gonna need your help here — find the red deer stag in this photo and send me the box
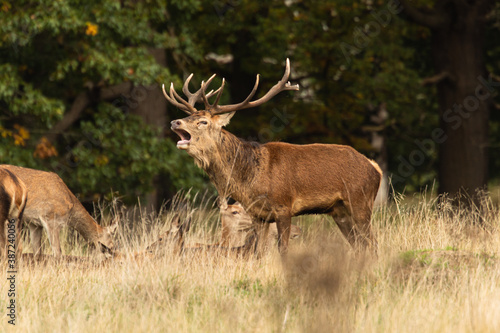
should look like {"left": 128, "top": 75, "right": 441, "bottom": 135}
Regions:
{"left": 0, "top": 167, "right": 27, "bottom": 258}
{"left": 163, "top": 59, "right": 382, "bottom": 255}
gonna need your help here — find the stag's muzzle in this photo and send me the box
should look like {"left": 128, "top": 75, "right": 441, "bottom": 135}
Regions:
{"left": 171, "top": 120, "right": 191, "bottom": 149}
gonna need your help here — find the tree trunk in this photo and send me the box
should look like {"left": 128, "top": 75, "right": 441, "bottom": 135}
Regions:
{"left": 401, "top": 0, "right": 494, "bottom": 206}
{"left": 433, "top": 6, "right": 491, "bottom": 205}
{"left": 131, "top": 48, "right": 170, "bottom": 210}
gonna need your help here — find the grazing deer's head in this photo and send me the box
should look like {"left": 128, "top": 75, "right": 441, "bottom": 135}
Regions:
{"left": 166, "top": 59, "right": 299, "bottom": 168}
{"left": 97, "top": 223, "right": 118, "bottom": 254}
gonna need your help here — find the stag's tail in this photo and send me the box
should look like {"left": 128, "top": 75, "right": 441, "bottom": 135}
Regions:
{"left": 369, "top": 159, "right": 383, "bottom": 187}
{"left": 369, "top": 159, "right": 388, "bottom": 206}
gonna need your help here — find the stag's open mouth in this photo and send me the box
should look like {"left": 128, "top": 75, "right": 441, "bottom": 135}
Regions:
{"left": 173, "top": 129, "right": 191, "bottom": 149}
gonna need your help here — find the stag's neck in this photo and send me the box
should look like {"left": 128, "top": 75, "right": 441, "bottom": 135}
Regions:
{"left": 69, "top": 204, "right": 103, "bottom": 242}
{"left": 204, "top": 130, "right": 262, "bottom": 200}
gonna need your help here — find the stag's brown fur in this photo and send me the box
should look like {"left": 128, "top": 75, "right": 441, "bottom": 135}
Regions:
{"left": 0, "top": 167, "right": 27, "bottom": 257}
{"left": 166, "top": 60, "right": 381, "bottom": 255}
{"left": 171, "top": 116, "right": 381, "bottom": 254}
{"left": 1, "top": 165, "right": 117, "bottom": 258}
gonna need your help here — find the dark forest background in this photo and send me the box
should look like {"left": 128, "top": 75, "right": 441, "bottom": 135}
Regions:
{"left": 1, "top": 0, "right": 499, "bottom": 208}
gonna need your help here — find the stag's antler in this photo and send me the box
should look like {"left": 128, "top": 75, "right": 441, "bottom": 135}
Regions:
{"left": 162, "top": 73, "right": 222, "bottom": 114}
{"left": 163, "top": 58, "right": 299, "bottom": 115}
{"left": 210, "top": 58, "right": 299, "bottom": 115}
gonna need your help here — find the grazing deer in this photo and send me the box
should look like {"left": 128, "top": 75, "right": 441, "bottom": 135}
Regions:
{"left": 0, "top": 165, "right": 117, "bottom": 258}
{"left": 220, "top": 201, "right": 302, "bottom": 249}
{"left": 164, "top": 59, "right": 382, "bottom": 255}
{"left": 0, "top": 167, "right": 27, "bottom": 258}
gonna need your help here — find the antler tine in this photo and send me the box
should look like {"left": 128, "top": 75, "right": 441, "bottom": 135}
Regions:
{"left": 212, "top": 58, "right": 299, "bottom": 115}
{"left": 211, "top": 76, "right": 259, "bottom": 115}
{"left": 184, "top": 74, "right": 217, "bottom": 107}
{"left": 200, "top": 74, "right": 221, "bottom": 110}
{"left": 200, "top": 80, "right": 211, "bottom": 109}
{"left": 204, "top": 73, "right": 217, "bottom": 89}
{"left": 182, "top": 73, "right": 194, "bottom": 97}
{"left": 170, "top": 84, "right": 198, "bottom": 114}
{"left": 211, "top": 78, "right": 225, "bottom": 110}
{"left": 162, "top": 84, "right": 194, "bottom": 115}
{"left": 206, "top": 85, "right": 223, "bottom": 99}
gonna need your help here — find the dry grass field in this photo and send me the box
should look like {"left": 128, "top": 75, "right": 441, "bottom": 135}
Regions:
{"left": 2, "top": 192, "right": 500, "bottom": 332}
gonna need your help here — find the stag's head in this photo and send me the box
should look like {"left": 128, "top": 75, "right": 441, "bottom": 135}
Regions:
{"left": 164, "top": 59, "right": 299, "bottom": 164}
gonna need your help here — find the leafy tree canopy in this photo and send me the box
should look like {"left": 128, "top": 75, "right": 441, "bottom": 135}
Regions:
{"left": 0, "top": 0, "right": 499, "bottom": 204}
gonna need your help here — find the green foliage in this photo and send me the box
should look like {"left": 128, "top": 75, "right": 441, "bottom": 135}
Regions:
{"left": 54, "top": 104, "right": 205, "bottom": 201}
{"left": 188, "top": 0, "right": 438, "bottom": 191}
{"left": 1, "top": 0, "right": 499, "bottom": 203}
{"left": 0, "top": 0, "right": 208, "bottom": 202}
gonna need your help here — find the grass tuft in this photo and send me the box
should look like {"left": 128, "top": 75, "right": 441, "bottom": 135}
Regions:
{"left": 3, "top": 192, "right": 500, "bottom": 332}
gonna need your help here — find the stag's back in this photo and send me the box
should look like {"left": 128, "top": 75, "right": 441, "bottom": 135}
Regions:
{"left": 260, "top": 143, "right": 382, "bottom": 215}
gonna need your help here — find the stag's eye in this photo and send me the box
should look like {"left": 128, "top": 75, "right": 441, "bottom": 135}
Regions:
{"left": 232, "top": 211, "right": 239, "bottom": 215}
{"left": 198, "top": 120, "right": 208, "bottom": 126}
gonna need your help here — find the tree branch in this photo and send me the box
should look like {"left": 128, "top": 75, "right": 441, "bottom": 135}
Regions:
{"left": 100, "top": 81, "right": 133, "bottom": 100}
{"left": 399, "top": 0, "right": 448, "bottom": 30}
{"left": 45, "top": 92, "right": 90, "bottom": 143}
{"left": 421, "top": 71, "right": 451, "bottom": 86}
{"left": 45, "top": 82, "right": 134, "bottom": 143}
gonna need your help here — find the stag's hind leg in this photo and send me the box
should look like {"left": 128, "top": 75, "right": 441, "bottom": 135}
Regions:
{"left": 329, "top": 201, "right": 377, "bottom": 252}
{"left": 275, "top": 215, "right": 292, "bottom": 256}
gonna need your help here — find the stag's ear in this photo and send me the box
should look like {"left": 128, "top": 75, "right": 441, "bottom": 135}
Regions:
{"left": 214, "top": 112, "right": 236, "bottom": 127}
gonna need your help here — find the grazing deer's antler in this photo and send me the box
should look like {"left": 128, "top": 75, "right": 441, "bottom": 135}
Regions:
{"left": 163, "top": 58, "right": 299, "bottom": 115}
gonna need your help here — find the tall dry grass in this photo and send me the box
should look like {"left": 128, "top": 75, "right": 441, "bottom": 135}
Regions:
{"left": 2, "top": 192, "right": 500, "bottom": 332}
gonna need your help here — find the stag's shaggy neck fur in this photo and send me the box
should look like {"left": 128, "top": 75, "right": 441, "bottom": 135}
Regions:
{"left": 203, "top": 129, "right": 263, "bottom": 202}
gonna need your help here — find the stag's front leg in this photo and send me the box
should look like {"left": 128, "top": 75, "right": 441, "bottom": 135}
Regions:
{"left": 276, "top": 215, "right": 292, "bottom": 256}
{"left": 253, "top": 220, "right": 270, "bottom": 258}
